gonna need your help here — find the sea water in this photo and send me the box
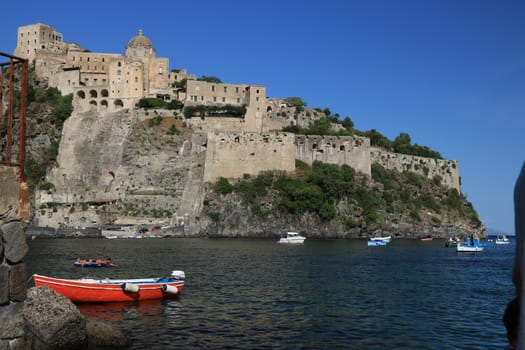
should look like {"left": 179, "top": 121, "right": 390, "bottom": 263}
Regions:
{"left": 25, "top": 237, "right": 515, "bottom": 349}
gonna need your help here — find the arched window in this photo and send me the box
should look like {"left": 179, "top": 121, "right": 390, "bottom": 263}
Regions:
{"left": 90, "top": 90, "right": 97, "bottom": 98}
{"left": 77, "top": 90, "right": 86, "bottom": 99}
{"left": 114, "top": 99, "right": 124, "bottom": 108}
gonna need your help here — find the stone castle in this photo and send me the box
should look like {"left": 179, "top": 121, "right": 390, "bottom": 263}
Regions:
{"left": 13, "top": 23, "right": 461, "bottom": 229}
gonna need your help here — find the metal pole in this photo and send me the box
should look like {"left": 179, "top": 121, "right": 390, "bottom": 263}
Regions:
{"left": 6, "top": 59, "right": 14, "bottom": 164}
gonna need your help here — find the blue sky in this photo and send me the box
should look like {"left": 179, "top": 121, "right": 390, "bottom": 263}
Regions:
{"left": 1, "top": 0, "right": 524, "bottom": 234}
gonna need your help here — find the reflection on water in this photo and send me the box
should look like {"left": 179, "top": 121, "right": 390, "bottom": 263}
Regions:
{"left": 77, "top": 298, "right": 182, "bottom": 322}
{"left": 25, "top": 237, "right": 515, "bottom": 349}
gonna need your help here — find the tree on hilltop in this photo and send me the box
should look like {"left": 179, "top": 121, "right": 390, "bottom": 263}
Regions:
{"left": 198, "top": 76, "right": 222, "bottom": 83}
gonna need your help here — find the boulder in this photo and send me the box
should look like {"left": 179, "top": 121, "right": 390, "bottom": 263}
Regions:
{"left": 0, "top": 227, "right": 4, "bottom": 260}
{"left": 0, "top": 301, "right": 25, "bottom": 339}
{"left": 0, "top": 264, "right": 8, "bottom": 305}
{"left": 23, "top": 286, "right": 88, "bottom": 349}
{"left": 2, "top": 221, "right": 28, "bottom": 264}
{"left": 8, "top": 263, "right": 26, "bottom": 302}
{"left": 7, "top": 337, "right": 26, "bottom": 350}
{"left": 86, "top": 318, "right": 132, "bottom": 348}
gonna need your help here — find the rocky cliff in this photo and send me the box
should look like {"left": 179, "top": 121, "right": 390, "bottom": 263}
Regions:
{"left": 26, "top": 104, "right": 482, "bottom": 238}
{"left": 33, "top": 108, "right": 207, "bottom": 232}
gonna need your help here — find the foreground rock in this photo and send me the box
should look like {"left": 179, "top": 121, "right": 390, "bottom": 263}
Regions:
{"left": 22, "top": 286, "right": 130, "bottom": 349}
{"left": 23, "top": 287, "right": 88, "bottom": 349}
{"left": 86, "top": 318, "right": 132, "bottom": 348}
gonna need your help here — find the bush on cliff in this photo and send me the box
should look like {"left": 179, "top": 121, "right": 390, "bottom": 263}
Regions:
{"left": 207, "top": 161, "right": 482, "bottom": 230}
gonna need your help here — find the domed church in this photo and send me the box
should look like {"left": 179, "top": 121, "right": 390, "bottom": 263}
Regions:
{"left": 14, "top": 23, "right": 182, "bottom": 112}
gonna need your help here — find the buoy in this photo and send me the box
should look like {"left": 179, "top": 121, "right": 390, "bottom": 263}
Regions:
{"left": 121, "top": 283, "right": 139, "bottom": 293}
{"left": 162, "top": 284, "right": 178, "bottom": 295}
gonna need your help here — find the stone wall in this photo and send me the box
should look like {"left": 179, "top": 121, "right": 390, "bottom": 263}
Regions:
{"left": 295, "top": 135, "right": 372, "bottom": 176}
{"left": 0, "top": 165, "right": 29, "bottom": 348}
{"left": 370, "top": 148, "right": 461, "bottom": 191}
{"left": 203, "top": 131, "right": 296, "bottom": 182}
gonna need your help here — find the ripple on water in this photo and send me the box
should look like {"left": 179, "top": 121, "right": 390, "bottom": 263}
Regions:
{"left": 25, "top": 238, "right": 514, "bottom": 349}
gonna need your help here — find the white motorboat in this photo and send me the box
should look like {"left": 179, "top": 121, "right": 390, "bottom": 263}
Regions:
{"left": 456, "top": 242, "right": 484, "bottom": 252}
{"left": 367, "top": 240, "right": 388, "bottom": 246}
{"left": 495, "top": 235, "right": 510, "bottom": 245}
{"left": 278, "top": 231, "right": 306, "bottom": 244}
{"left": 370, "top": 236, "right": 391, "bottom": 242}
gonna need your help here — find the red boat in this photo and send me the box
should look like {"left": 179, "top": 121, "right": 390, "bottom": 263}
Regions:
{"left": 32, "top": 271, "right": 185, "bottom": 303}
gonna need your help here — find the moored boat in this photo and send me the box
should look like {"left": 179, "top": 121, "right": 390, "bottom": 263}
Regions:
{"left": 420, "top": 235, "right": 433, "bottom": 242}
{"left": 367, "top": 240, "right": 388, "bottom": 246}
{"left": 495, "top": 235, "right": 510, "bottom": 245}
{"left": 456, "top": 236, "right": 484, "bottom": 252}
{"left": 278, "top": 231, "right": 306, "bottom": 244}
{"left": 74, "top": 258, "right": 116, "bottom": 268}
{"left": 32, "top": 271, "right": 185, "bottom": 303}
{"left": 456, "top": 243, "right": 484, "bottom": 252}
{"left": 370, "top": 236, "right": 391, "bottom": 242}
{"left": 445, "top": 237, "right": 460, "bottom": 248}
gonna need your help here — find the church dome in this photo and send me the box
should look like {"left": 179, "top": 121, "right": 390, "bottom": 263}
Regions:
{"left": 126, "top": 29, "right": 153, "bottom": 49}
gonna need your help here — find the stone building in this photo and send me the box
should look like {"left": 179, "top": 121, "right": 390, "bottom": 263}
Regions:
{"left": 14, "top": 23, "right": 266, "bottom": 124}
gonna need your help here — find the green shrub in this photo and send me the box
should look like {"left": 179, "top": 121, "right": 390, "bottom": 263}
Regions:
{"left": 214, "top": 177, "right": 234, "bottom": 195}
{"left": 39, "top": 182, "right": 55, "bottom": 191}
{"left": 207, "top": 211, "right": 221, "bottom": 222}
{"left": 167, "top": 125, "right": 179, "bottom": 135}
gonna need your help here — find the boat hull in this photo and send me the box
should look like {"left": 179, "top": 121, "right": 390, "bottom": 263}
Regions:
{"left": 456, "top": 244, "right": 484, "bottom": 252}
{"left": 74, "top": 261, "right": 116, "bottom": 268}
{"left": 277, "top": 231, "right": 306, "bottom": 244}
{"left": 371, "top": 236, "right": 391, "bottom": 242}
{"left": 367, "top": 241, "right": 387, "bottom": 246}
{"left": 33, "top": 274, "right": 184, "bottom": 303}
{"left": 278, "top": 238, "right": 306, "bottom": 244}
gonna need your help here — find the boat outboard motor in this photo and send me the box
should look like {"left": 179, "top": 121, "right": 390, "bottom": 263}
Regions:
{"left": 170, "top": 270, "right": 185, "bottom": 280}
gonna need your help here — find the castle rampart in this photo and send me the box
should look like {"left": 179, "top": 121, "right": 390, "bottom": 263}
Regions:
{"left": 370, "top": 148, "right": 460, "bottom": 191}
{"left": 203, "top": 131, "right": 295, "bottom": 182}
{"left": 295, "top": 135, "right": 371, "bottom": 176}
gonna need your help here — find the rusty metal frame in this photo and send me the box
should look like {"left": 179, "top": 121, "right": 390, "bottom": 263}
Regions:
{"left": 0, "top": 51, "right": 28, "bottom": 182}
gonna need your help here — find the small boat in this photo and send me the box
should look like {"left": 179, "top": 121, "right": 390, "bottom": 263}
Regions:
{"left": 32, "top": 270, "right": 185, "bottom": 303}
{"left": 74, "top": 258, "right": 116, "bottom": 268}
{"left": 456, "top": 237, "right": 484, "bottom": 252}
{"left": 370, "top": 236, "right": 391, "bottom": 242}
{"left": 495, "top": 235, "right": 510, "bottom": 245}
{"left": 420, "top": 236, "right": 433, "bottom": 242}
{"left": 367, "top": 240, "right": 388, "bottom": 246}
{"left": 278, "top": 231, "right": 306, "bottom": 244}
{"left": 445, "top": 237, "right": 460, "bottom": 248}
{"left": 456, "top": 243, "right": 484, "bottom": 252}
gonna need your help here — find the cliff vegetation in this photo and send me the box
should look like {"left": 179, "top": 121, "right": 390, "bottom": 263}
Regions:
{"left": 202, "top": 160, "right": 480, "bottom": 238}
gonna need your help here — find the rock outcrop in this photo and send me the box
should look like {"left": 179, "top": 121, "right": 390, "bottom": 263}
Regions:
{"left": 22, "top": 286, "right": 131, "bottom": 350}
{"left": 23, "top": 287, "right": 88, "bottom": 349}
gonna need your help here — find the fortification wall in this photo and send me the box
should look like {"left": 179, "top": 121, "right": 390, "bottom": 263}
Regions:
{"left": 204, "top": 131, "right": 295, "bottom": 182}
{"left": 370, "top": 148, "right": 460, "bottom": 191}
{"left": 188, "top": 117, "right": 249, "bottom": 133}
{"left": 295, "top": 135, "right": 371, "bottom": 176}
